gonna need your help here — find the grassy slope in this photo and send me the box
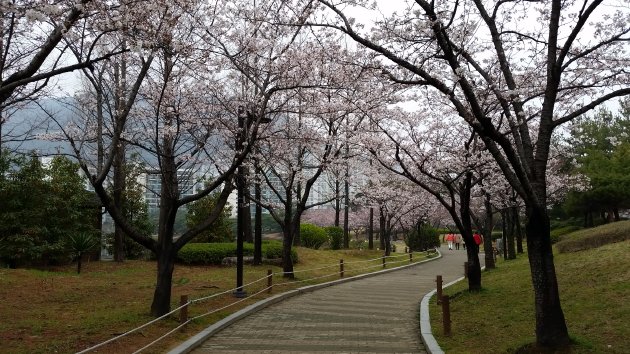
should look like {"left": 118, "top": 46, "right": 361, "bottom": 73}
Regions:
{"left": 430, "top": 225, "right": 630, "bottom": 353}
{"left": 0, "top": 246, "right": 422, "bottom": 354}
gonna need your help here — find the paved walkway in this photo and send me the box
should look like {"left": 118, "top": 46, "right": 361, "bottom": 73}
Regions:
{"left": 180, "top": 248, "right": 471, "bottom": 354}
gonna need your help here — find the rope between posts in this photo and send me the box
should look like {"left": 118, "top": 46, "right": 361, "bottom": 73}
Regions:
{"left": 132, "top": 320, "right": 190, "bottom": 354}
{"left": 75, "top": 301, "right": 190, "bottom": 354}
{"left": 273, "top": 271, "right": 340, "bottom": 287}
{"left": 133, "top": 286, "right": 273, "bottom": 353}
{"left": 190, "top": 286, "right": 272, "bottom": 322}
{"left": 277, "top": 262, "right": 340, "bottom": 274}
{"left": 192, "top": 275, "right": 269, "bottom": 303}
{"left": 341, "top": 255, "right": 388, "bottom": 264}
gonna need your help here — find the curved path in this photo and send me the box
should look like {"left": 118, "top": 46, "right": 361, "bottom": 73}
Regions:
{"left": 176, "top": 249, "right": 471, "bottom": 354}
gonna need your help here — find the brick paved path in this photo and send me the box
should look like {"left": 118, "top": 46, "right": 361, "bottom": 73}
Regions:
{"left": 189, "top": 249, "right": 470, "bottom": 354}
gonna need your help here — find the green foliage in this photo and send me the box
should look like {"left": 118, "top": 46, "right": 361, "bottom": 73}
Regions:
{"left": 563, "top": 101, "right": 630, "bottom": 217}
{"left": 405, "top": 223, "right": 440, "bottom": 251}
{"left": 105, "top": 156, "right": 154, "bottom": 258}
{"left": 66, "top": 232, "right": 99, "bottom": 273}
{"left": 324, "top": 226, "right": 343, "bottom": 250}
{"left": 0, "top": 153, "right": 99, "bottom": 267}
{"left": 185, "top": 188, "right": 233, "bottom": 243}
{"left": 65, "top": 232, "right": 99, "bottom": 256}
{"left": 176, "top": 240, "right": 297, "bottom": 265}
{"left": 299, "top": 223, "right": 328, "bottom": 249}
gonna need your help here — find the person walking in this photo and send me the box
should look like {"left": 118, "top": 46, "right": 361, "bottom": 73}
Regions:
{"left": 455, "top": 234, "right": 461, "bottom": 250}
{"left": 444, "top": 233, "right": 455, "bottom": 250}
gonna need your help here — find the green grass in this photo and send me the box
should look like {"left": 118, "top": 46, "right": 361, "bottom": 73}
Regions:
{"left": 555, "top": 219, "right": 630, "bottom": 253}
{"left": 430, "top": 236, "right": 630, "bottom": 353}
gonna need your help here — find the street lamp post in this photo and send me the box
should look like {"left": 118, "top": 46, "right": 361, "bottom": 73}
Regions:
{"left": 234, "top": 109, "right": 247, "bottom": 298}
{"left": 234, "top": 108, "right": 271, "bottom": 298}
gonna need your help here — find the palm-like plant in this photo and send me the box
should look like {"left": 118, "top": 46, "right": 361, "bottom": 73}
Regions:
{"left": 66, "top": 232, "right": 98, "bottom": 274}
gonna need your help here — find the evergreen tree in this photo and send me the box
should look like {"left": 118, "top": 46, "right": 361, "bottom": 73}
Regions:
{"left": 565, "top": 100, "right": 630, "bottom": 223}
{"left": 186, "top": 189, "right": 233, "bottom": 243}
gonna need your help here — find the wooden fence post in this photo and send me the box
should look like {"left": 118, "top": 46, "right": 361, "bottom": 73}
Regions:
{"left": 267, "top": 269, "right": 273, "bottom": 294}
{"left": 179, "top": 295, "right": 189, "bottom": 324}
{"left": 442, "top": 295, "right": 451, "bottom": 336}
{"left": 436, "top": 275, "right": 443, "bottom": 305}
{"left": 339, "top": 259, "right": 344, "bottom": 278}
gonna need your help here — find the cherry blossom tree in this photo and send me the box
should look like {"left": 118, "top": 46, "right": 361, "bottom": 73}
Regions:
{"left": 57, "top": 0, "right": 260, "bottom": 317}
{"left": 355, "top": 165, "right": 434, "bottom": 255}
{"left": 362, "top": 108, "right": 490, "bottom": 289}
{"left": 0, "top": 0, "right": 134, "bottom": 155}
{"left": 306, "top": 0, "right": 630, "bottom": 346}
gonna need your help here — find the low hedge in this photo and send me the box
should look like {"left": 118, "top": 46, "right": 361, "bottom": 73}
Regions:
{"left": 177, "top": 240, "right": 298, "bottom": 265}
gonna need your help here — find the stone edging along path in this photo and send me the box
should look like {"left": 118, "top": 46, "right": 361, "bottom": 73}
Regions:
{"left": 168, "top": 250, "right": 445, "bottom": 354}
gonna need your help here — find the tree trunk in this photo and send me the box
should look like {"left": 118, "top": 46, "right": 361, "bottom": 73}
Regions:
{"left": 515, "top": 208, "right": 524, "bottom": 254}
{"left": 507, "top": 207, "right": 516, "bottom": 260}
{"left": 76, "top": 253, "right": 82, "bottom": 274}
{"left": 482, "top": 194, "right": 495, "bottom": 269}
{"left": 526, "top": 206, "right": 570, "bottom": 347}
{"left": 613, "top": 208, "right": 620, "bottom": 222}
{"left": 379, "top": 210, "right": 386, "bottom": 251}
{"left": 112, "top": 144, "right": 126, "bottom": 263}
{"left": 384, "top": 217, "right": 391, "bottom": 256}
{"left": 343, "top": 178, "right": 349, "bottom": 249}
{"left": 334, "top": 180, "right": 340, "bottom": 227}
{"left": 502, "top": 214, "right": 508, "bottom": 259}
{"left": 253, "top": 180, "right": 262, "bottom": 265}
{"left": 606, "top": 208, "right": 614, "bottom": 223}
{"left": 151, "top": 247, "right": 175, "bottom": 316}
{"left": 281, "top": 225, "right": 295, "bottom": 278}
{"left": 368, "top": 207, "right": 374, "bottom": 250}
{"left": 465, "top": 239, "right": 482, "bottom": 291}
{"left": 459, "top": 172, "right": 481, "bottom": 291}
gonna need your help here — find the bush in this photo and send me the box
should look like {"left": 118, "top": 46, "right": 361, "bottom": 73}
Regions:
{"left": 300, "top": 224, "right": 328, "bottom": 249}
{"left": 325, "top": 226, "right": 343, "bottom": 250}
{"left": 405, "top": 224, "right": 440, "bottom": 251}
{"left": 176, "top": 241, "right": 298, "bottom": 265}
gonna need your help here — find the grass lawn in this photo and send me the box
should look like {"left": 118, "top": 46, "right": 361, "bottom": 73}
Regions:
{"left": 430, "top": 236, "right": 630, "bottom": 353}
{"left": 0, "top": 245, "right": 427, "bottom": 353}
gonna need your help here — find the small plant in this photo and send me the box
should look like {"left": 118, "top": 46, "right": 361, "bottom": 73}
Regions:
{"left": 66, "top": 232, "right": 98, "bottom": 274}
{"left": 300, "top": 224, "right": 328, "bottom": 249}
{"left": 325, "top": 226, "right": 343, "bottom": 250}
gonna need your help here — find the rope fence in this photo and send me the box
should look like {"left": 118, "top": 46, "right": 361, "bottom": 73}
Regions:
{"left": 76, "top": 249, "right": 434, "bottom": 354}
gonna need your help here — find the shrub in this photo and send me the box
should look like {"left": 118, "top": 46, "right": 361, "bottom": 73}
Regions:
{"left": 405, "top": 224, "right": 440, "bottom": 251}
{"left": 177, "top": 241, "right": 297, "bottom": 265}
{"left": 325, "top": 226, "right": 343, "bottom": 250}
{"left": 260, "top": 240, "right": 298, "bottom": 262}
{"left": 300, "top": 224, "right": 328, "bottom": 249}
